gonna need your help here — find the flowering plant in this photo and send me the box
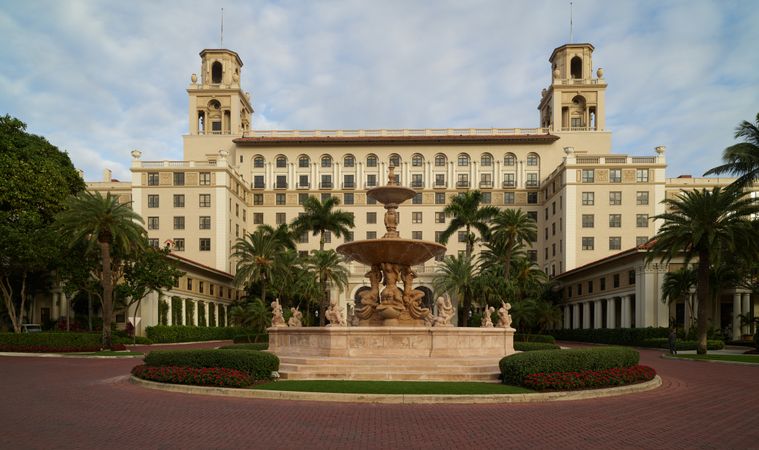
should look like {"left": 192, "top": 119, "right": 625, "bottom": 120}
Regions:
{"left": 522, "top": 365, "right": 656, "bottom": 391}
{"left": 131, "top": 364, "right": 252, "bottom": 388}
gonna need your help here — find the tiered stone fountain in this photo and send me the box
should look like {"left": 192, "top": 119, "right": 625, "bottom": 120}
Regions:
{"left": 267, "top": 166, "right": 515, "bottom": 381}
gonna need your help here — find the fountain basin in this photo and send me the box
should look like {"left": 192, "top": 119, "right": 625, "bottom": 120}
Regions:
{"left": 336, "top": 239, "right": 446, "bottom": 267}
{"left": 367, "top": 186, "right": 417, "bottom": 205}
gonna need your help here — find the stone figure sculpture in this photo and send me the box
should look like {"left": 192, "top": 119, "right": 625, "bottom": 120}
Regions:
{"left": 271, "top": 299, "right": 286, "bottom": 327}
{"left": 401, "top": 267, "right": 429, "bottom": 320}
{"left": 287, "top": 307, "right": 303, "bottom": 327}
{"left": 431, "top": 296, "right": 455, "bottom": 327}
{"left": 355, "top": 264, "right": 382, "bottom": 320}
{"left": 497, "top": 301, "right": 513, "bottom": 329}
{"left": 375, "top": 262, "right": 405, "bottom": 322}
{"left": 325, "top": 297, "right": 347, "bottom": 327}
{"left": 481, "top": 306, "right": 495, "bottom": 328}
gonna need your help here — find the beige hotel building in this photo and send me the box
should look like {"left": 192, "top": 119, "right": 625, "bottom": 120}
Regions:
{"left": 71, "top": 43, "right": 754, "bottom": 338}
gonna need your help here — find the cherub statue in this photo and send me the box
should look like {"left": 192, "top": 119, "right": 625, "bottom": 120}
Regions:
{"left": 431, "top": 296, "right": 455, "bottom": 327}
{"left": 287, "top": 307, "right": 303, "bottom": 327}
{"left": 325, "top": 297, "right": 347, "bottom": 327}
{"left": 271, "top": 299, "right": 286, "bottom": 327}
{"left": 355, "top": 264, "right": 382, "bottom": 320}
{"left": 481, "top": 306, "right": 495, "bottom": 328}
{"left": 497, "top": 301, "right": 513, "bottom": 329}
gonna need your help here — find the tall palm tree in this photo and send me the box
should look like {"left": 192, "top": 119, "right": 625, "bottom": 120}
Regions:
{"left": 432, "top": 254, "right": 480, "bottom": 327}
{"left": 661, "top": 266, "right": 697, "bottom": 336}
{"left": 54, "top": 192, "right": 146, "bottom": 348}
{"left": 229, "top": 298, "right": 271, "bottom": 334}
{"left": 489, "top": 208, "right": 537, "bottom": 282}
{"left": 290, "top": 196, "right": 355, "bottom": 251}
{"left": 439, "top": 191, "right": 499, "bottom": 258}
{"left": 306, "top": 250, "right": 349, "bottom": 326}
{"left": 510, "top": 256, "right": 548, "bottom": 302}
{"left": 648, "top": 187, "right": 759, "bottom": 354}
{"left": 232, "top": 225, "right": 288, "bottom": 302}
{"left": 705, "top": 113, "right": 759, "bottom": 188}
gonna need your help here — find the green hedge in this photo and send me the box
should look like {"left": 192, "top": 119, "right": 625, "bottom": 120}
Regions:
{"left": 144, "top": 349, "right": 279, "bottom": 380}
{"left": 640, "top": 338, "right": 724, "bottom": 351}
{"left": 515, "top": 334, "right": 556, "bottom": 344}
{"left": 145, "top": 326, "right": 260, "bottom": 343}
{"left": 0, "top": 332, "right": 102, "bottom": 352}
{"left": 548, "top": 327, "right": 670, "bottom": 346}
{"left": 499, "top": 347, "right": 639, "bottom": 386}
{"left": 219, "top": 343, "right": 269, "bottom": 351}
{"left": 233, "top": 333, "right": 269, "bottom": 344}
{"left": 514, "top": 342, "right": 560, "bottom": 352}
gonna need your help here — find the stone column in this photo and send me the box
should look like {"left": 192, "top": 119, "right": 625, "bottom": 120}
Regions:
{"left": 582, "top": 302, "right": 591, "bottom": 329}
{"left": 564, "top": 305, "right": 571, "bottom": 329}
{"left": 733, "top": 292, "right": 742, "bottom": 340}
{"left": 594, "top": 300, "right": 604, "bottom": 329}
{"left": 193, "top": 300, "right": 199, "bottom": 327}
{"left": 621, "top": 295, "right": 631, "bottom": 328}
{"left": 572, "top": 303, "right": 580, "bottom": 329}
{"left": 742, "top": 293, "right": 751, "bottom": 336}
{"left": 167, "top": 298, "right": 172, "bottom": 326}
{"left": 606, "top": 298, "right": 616, "bottom": 329}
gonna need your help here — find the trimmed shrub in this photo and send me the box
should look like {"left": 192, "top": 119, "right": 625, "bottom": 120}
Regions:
{"left": 499, "top": 346, "right": 639, "bottom": 386}
{"left": 515, "top": 342, "right": 560, "bottom": 352}
{"left": 219, "top": 343, "right": 269, "bottom": 351}
{"left": 548, "top": 327, "right": 670, "bottom": 346}
{"left": 640, "top": 338, "right": 724, "bottom": 351}
{"left": 233, "top": 333, "right": 269, "bottom": 344}
{"left": 522, "top": 365, "right": 656, "bottom": 391}
{"left": 145, "top": 326, "right": 260, "bottom": 343}
{"left": 515, "top": 334, "right": 556, "bottom": 344}
{"left": 144, "top": 349, "right": 279, "bottom": 380}
{"left": 132, "top": 364, "right": 251, "bottom": 388}
{"left": 0, "top": 332, "right": 102, "bottom": 352}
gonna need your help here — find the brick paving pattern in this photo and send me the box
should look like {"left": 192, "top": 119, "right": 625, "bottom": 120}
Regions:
{"left": 1, "top": 341, "right": 757, "bottom": 449}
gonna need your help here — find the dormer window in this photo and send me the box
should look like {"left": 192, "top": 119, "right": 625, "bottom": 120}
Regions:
{"left": 211, "top": 62, "right": 223, "bottom": 84}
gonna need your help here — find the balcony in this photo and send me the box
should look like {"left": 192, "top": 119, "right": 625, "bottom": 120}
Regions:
{"left": 525, "top": 181, "right": 539, "bottom": 188}
{"left": 296, "top": 182, "right": 310, "bottom": 189}
{"left": 502, "top": 180, "right": 516, "bottom": 188}
{"left": 411, "top": 180, "right": 424, "bottom": 188}
{"left": 456, "top": 181, "right": 470, "bottom": 188}
{"left": 274, "top": 181, "right": 288, "bottom": 189}
{"left": 319, "top": 181, "right": 333, "bottom": 189}
{"left": 252, "top": 183, "right": 265, "bottom": 190}
{"left": 479, "top": 180, "right": 493, "bottom": 189}
{"left": 342, "top": 182, "right": 355, "bottom": 189}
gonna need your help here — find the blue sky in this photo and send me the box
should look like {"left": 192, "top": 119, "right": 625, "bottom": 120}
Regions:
{"left": 1, "top": 0, "right": 757, "bottom": 181}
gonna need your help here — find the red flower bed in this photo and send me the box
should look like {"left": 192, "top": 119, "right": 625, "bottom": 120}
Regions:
{"left": 522, "top": 365, "right": 656, "bottom": 391}
{"left": 0, "top": 344, "right": 125, "bottom": 353}
{"left": 131, "top": 365, "right": 252, "bottom": 388}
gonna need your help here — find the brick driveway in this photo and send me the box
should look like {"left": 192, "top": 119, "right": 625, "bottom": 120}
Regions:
{"left": 1, "top": 342, "right": 757, "bottom": 450}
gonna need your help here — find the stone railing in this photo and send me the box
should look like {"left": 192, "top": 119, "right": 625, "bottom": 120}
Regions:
{"left": 243, "top": 127, "right": 548, "bottom": 138}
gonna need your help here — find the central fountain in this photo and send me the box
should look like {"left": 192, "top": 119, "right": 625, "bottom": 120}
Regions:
{"left": 267, "top": 166, "right": 515, "bottom": 381}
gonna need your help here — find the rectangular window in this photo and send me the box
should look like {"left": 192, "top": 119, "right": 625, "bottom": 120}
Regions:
{"left": 411, "top": 174, "right": 423, "bottom": 188}
{"left": 457, "top": 231, "right": 467, "bottom": 243}
{"left": 600, "top": 277, "right": 606, "bottom": 291}
{"left": 636, "top": 169, "right": 649, "bottom": 183}
{"left": 147, "top": 172, "right": 159, "bottom": 186}
{"left": 435, "top": 192, "right": 446, "bottom": 205}
{"left": 582, "top": 169, "right": 595, "bottom": 183}
{"left": 412, "top": 193, "right": 422, "bottom": 204}
{"left": 344, "top": 193, "right": 354, "bottom": 205}
{"left": 504, "top": 192, "right": 515, "bottom": 205}
{"left": 147, "top": 195, "right": 159, "bottom": 208}
{"left": 609, "top": 169, "right": 622, "bottom": 183}
{"left": 412, "top": 231, "right": 422, "bottom": 240}
{"left": 481, "top": 192, "right": 491, "bottom": 204}
{"left": 636, "top": 214, "right": 649, "bottom": 227}
{"left": 298, "top": 193, "right": 308, "bottom": 205}
{"left": 582, "top": 214, "right": 594, "bottom": 228}
{"left": 527, "top": 250, "right": 537, "bottom": 263}
{"left": 609, "top": 236, "right": 621, "bottom": 250}
{"left": 503, "top": 173, "right": 515, "bottom": 188}
{"left": 320, "top": 175, "right": 332, "bottom": 189}
{"left": 456, "top": 174, "right": 469, "bottom": 188}
{"left": 412, "top": 212, "right": 423, "bottom": 224}
{"left": 435, "top": 212, "right": 445, "bottom": 223}
{"left": 582, "top": 237, "right": 594, "bottom": 250}
{"left": 199, "top": 216, "right": 211, "bottom": 229}
{"left": 174, "top": 216, "right": 185, "bottom": 230}
{"left": 276, "top": 193, "right": 286, "bottom": 206}
{"left": 613, "top": 274, "right": 620, "bottom": 288}
{"left": 577, "top": 284, "right": 582, "bottom": 296}
{"left": 253, "top": 213, "right": 263, "bottom": 224}
{"left": 199, "top": 172, "right": 211, "bottom": 185}
{"left": 199, "top": 238, "right": 211, "bottom": 252}
{"left": 609, "top": 191, "right": 622, "bottom": 205}
{"left": 435, "top": 174, "right": 446, "bottom": 187}
{"left": 275, "top": 175, "right": 287, "bottom": 189}
{"left": 588, "top": 281, "right": 594, "bottom": 294}
{"left": 480, "top": 173, "right": 492, "bottom": 188}
{"left": 199, "top": 194, "right": 211, "bottom": 208}
{"left": 344, "top": 231, "right": 354, "bottom": 243}
{"left": 173, "top": 172, "right": 185, "bottom": 186}
{"left": 187, "top": 278, "right": 193, "bottom": 290}
{"left": 253, "top": 193, "right": 263, "bottom": 205}
{"left": 636, "top": 191, "right": 649, "bottom": 205}
{"left": 367, "top": 231, "right": 377, "bottom": 240}
{"left": 323, "top": 231, "right": 331, "bottom": 243}
{"left": 435, "top": 231, "right": 443, "bottom": 243}
{"left": 253, "top": 175, "right": 265, "bottom": 189}
{"left": 629, "top": 270, "right": 636, "bottom": 285}
{"left": 609, "top": 214, "right": 622, "bottom": 228}
{"left": 173, "top": 194, "right": 185, "bottom": 208}
{"left": 147, "top": 217, "right": 159, "bottom": 230}
{"left": 526, "top": 173, "right": 538, "bottom": 188}
{"left": 147, "top": 238, "right": 159, "bottom": 249}
{"left": 552, "top": 222, "right": 556, "bottom": 236}
{"left": 527, "top": 192, "right": 538, "bottom": 204}
{"left": 173, "top": 238, "right": 185, "bottom": 251}
{"left": 366, "top": 174, "right": 377, "bottom": 188}
{"left": 298, "top": 233, "right": 308, "bottom": 244}
{"left": 343, "top": 174, "right": 355, "bottom": 189}
{"left": 367, "top": 212, "right": 377, "bottom": 224}
{"left": 581, "top": 192, "right": 594, "bottom": 206}
{"left": 276, "top": 212, "right": 286, "bottom": 225}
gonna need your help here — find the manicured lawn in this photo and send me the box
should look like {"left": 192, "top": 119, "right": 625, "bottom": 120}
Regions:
{"left": 251, "top": 380, "right": 533, "bottom": 395}
{"left": 72, "top": 351, "right": 144, "bottom": 357}
{"left": 675, "top": 354, "right": 759, "bottom": 364}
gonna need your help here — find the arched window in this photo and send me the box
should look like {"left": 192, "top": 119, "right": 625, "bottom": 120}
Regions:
{"left": 275, "top": 155, "right": 287, "bottom": 168}
{"left": 481, "top": 153, "right": 493, "bottom": 167}
{"left": 504, "top": 153, "right": 516, "bottom": 166}
{"left": 253, "top": 156, "right": 265, "bottom": 168}
{"left": 321, "top": 155, "right": 332, "bottom": 168}
{"left": 389, "top": 153, "right": 401, "bottom": 167}
{"left": 527, "top": 153, "right": 540, "bottom": 167}
{"left": 435, "top": 154, "right": 447, "bottom": 167}
{"left": 570, "top": 56, "right": 582, "bottom": 79}
{"left": 343, "top": 154, "right": 355, "bottom": 168}
{"left": 457, "top": 153, "right": 470, "bottom": 167}
{"left": 367, "top": 154, "right": 378, "bottom": 167}
{"left": 411, "top": 154, "right": 424, "bottom": 167}
{"left": 211, "top": 62, "right": 223, "bottom": 84}
{"left": 208, "top": 99, "right": 221, "bottom": 110}
{"left": 298, "top": 155, "right": 310, "bottom": 168}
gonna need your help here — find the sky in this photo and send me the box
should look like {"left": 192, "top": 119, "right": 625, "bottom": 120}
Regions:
{"left": 1, "top": 0, "right": 757, "bottom": 181}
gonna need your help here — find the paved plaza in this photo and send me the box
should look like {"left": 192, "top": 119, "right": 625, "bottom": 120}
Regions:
{"left": 1, "top": 343, "right": 757, "bottom": 450}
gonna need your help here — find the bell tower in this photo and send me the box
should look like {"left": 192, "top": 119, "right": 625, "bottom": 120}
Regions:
{"left": 187, "top": 49, "right": 253, "bottom": 136}
{"left": 538, "top": 43, "right": 607, "bottom": 132}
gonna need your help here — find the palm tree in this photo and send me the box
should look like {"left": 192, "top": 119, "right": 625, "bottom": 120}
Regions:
{"left": 661, "top": 267, "right": 697, "bottom": 336}
{"left": 438, "top": 191, "right": 499, "bottom": 258}
{"left": 54, "top": 192, "right": 146, "bottom": 348}
{"left": 705, "top": 113, "right": 759, "bottom": 188}
{"left": 290, "top": 196, "right": 355, "bottom": 251}
{"left": 510, "top": 256, "right": 548, "bottom": 302}
{"left": 306, "top": 250, "right": 349, "bottom": 326}
{"left": 432, "top": 254, "right": 480, "bottom": 327}
{"left": 229, "top": 298, "right": 271, "bottom": 335}
{"left": 489, "top": 208, "right": 537, "bottom": 282}
{"left": 232, "top": 226, "right": 289, "bottom": 302}
{"left": 648, "top": 187, "right": 759, "bottom": 354}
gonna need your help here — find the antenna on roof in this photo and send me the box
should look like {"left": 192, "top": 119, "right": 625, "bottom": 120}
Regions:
{"left": 220, "top": 7, "right": 224, "bottom": 48}
{"left": 569, "top": 2, "right": 573, "bottom": 43}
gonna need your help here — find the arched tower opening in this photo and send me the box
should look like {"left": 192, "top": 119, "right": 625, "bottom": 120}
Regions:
{"left": 570, "top": 56, "right": 582, "bottom": 79}
{"left": 211, "top": 61, "right": 223, "bottom": 84}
